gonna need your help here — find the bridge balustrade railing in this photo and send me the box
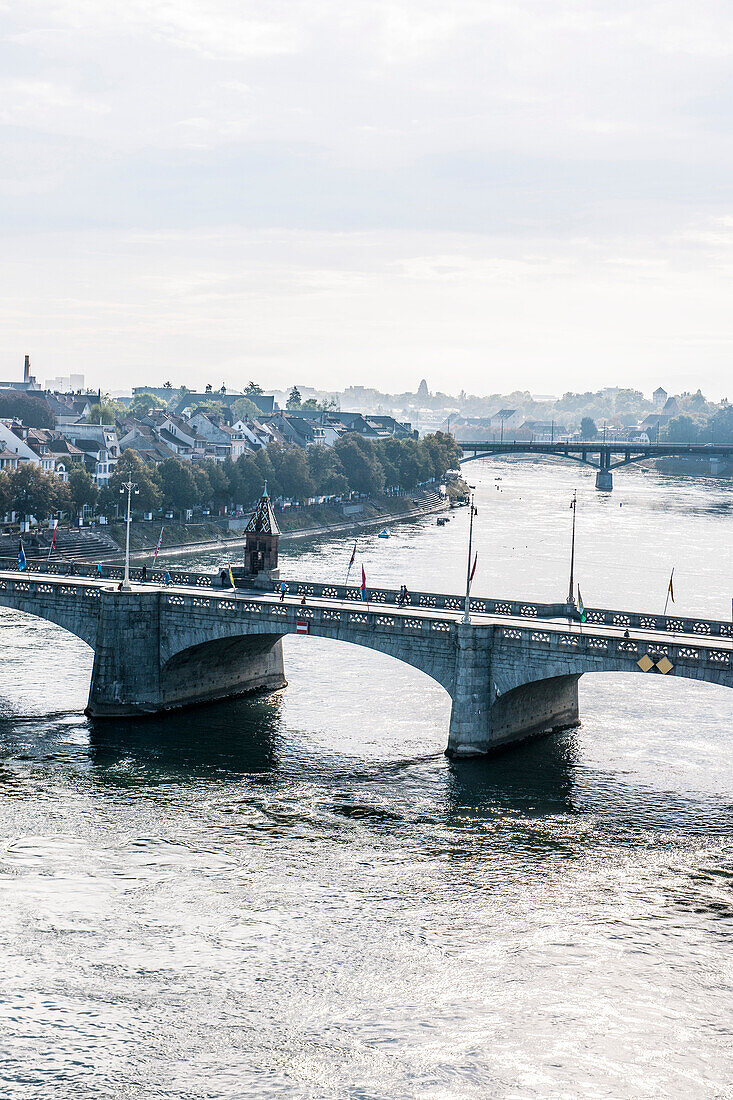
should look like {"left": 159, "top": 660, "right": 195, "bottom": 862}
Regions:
{"left": 159, "top": 589, "right": 457, "bottom": 637}
{"left": 497, "top": 624, "right": 731, "bottom": 670}
{"left": 0, "top": 557, "right": 730, "bottom": 639}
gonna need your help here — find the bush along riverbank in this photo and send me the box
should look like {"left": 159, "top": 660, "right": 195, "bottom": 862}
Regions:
{"left": 103, "top": 484, "right": 464, "bottom": 561}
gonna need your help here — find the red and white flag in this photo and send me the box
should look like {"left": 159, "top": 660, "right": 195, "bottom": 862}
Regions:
{"left": 153, "top": 526, "right": 164, "bottom": 560}
{"left": 360, "top": 565, "right": 367, "bottom": 601}
{"left": 47, "top": 520, "right": 58, "bottom": 559}
{"left": 296, "top": 620, "right": 309, "bottom": 635}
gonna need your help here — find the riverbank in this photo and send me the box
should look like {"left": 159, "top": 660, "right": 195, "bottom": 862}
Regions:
{"left": 101, "top": 488, "right": 456, "bottom": 562}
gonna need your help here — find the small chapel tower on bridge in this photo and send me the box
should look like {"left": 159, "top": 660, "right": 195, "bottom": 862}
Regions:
{"left": 241, "top": 483, "right": 280, "bottom": 589}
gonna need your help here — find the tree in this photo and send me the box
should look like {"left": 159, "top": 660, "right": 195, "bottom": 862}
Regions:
{"left": 67, "top": 466, "right": 99, "bottom": 517}
{"left": 233, "top": 455, "right": 263, "bottom": 506}
{"left": 286, "top": 386, "right": 302, "bottom": 410}
{"left": 580, "top": 417, "right": 597, "bottom": 439}
{"left": 129, "top": 392, "right": 168, "bottom": 418}
{"left": 0, "top": 392, "right": 53, "bottom": 428}
{"left": 334, "top": 434, "right": 385, "bottom": 495}
{"left": 663, "top": 415, "right": 700, "bottom": 444}
{"left": 419, "top": 432, "right": 461, "bottom": 481}
{"left": 253, "top": 448, "right": 281, "bottom": 499}
{"left": 306, "top": 445, "right": 348, "bottom": 496}
{"left": 200, "top": 459, "right": 230, "bottom": 508}
{"left": 396, "top": 439, "right": 431, "bottom": 490}
{"left": 163, "top": 380, "right": 173, "bottom": 389}
{"left": 192, "top": 465, "right": 213, "bottom": 507}
{"left": 245, "top": 381, "right": 263, "bottom": 396}
{"left": 10, "top": 464, "right": 62, "bottom": 522}
{"left": 87, "top": 402, "right": 117, "bottom": 425}
{"left": 269, "top": 444, "right": 314, "bottom": 500}
{"left": 160, "top": 458, "right": 199, "bottom": 516}
{"left": 0, "top": 471, "right": 11, "bottom": 518}
{"left": 232, "top": 397, "right": 263, "bottom": 421}
{"left": 104, "top": 450, "right": 162, "bottom": 513}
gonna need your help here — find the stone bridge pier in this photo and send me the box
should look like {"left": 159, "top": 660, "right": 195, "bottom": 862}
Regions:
{"left": 86, "top": 589, "right": 287, "bottom": 716}
{"left": 444, "top": 623, "right": 580, "bottom": 756}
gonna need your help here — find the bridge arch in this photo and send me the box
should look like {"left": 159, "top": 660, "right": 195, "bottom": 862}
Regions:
{"left": 0, "top": 590, "right": 99, "bottom": 649}
{"left": 160, "top": 614, "right": 458, "bottom": 699}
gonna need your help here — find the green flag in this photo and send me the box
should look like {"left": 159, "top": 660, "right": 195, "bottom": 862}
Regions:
{"left": 577, "top": 587, "right": 587, "bottom": 623}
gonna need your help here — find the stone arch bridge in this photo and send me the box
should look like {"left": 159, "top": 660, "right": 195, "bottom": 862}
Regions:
{"left": 0, "top": 564, "right": 730, "bottom": 757}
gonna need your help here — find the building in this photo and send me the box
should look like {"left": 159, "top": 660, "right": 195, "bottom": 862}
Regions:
{"left": 16, "top": 427, "right": 85, "bottom": 480}
{"left": 653, "top": 387, "right": 668, "bottom": 410}
{"left": 238, "top": 485, "right": 280, "bottom": 590}
{"left": 514, "top": 420, "right": 558, "bottom": 442}
{"left": 489, "top": 409, "right": 523, "bottom": 433}
{"left": 57, "top": 424, "right": 119, "bottom": 485}
{"left": 0, "top": 355, "right": 42, "bottom": 392}
{"left": 44, "top": 375, "right": 85, "bottom": 393}
{"left": 45, "top": 393, "right": 94, "bottom": 425}
{"left": 0, "top": 419, "right": 41, "bottom": 464}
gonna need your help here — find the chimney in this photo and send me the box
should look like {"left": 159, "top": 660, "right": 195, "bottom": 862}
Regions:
{"left": 24, "top": 355, "right": 30, "bottom": 384}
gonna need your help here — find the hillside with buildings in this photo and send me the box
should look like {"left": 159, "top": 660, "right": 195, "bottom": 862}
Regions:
{"left": 0, "top": 356, "right": 729, "bottom": 537}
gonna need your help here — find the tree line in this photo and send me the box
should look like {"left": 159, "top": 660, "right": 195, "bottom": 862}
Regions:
{"left": 0, "top": 432, "right": 462, "bottom": 523}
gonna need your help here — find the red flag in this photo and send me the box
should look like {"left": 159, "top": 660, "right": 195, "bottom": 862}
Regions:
{"left": 50, "top": 522, "right": 58, "bottom": 551}
{"left": 469, "top": 551, "right": 477, "bottom": 583}
{"left": 360, "top": 565, "right": 366, "bottom": 600}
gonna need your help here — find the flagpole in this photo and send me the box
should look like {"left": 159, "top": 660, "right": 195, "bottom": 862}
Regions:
{"left": 663, "top": 567, "right": 675, "bottom": 616}
{"left": 344, "top": 540, "right": 357, "bottom": 586}
{"left": 462, "top": 486, "right": 476, "bottom": 624}
{"left": 152, "top": 525, "right": 164, "bottom": 569}
{"left": 567, "top": 490, "right": 577, "bottom": 605}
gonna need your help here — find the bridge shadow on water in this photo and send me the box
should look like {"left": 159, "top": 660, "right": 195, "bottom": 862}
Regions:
{"left": 446, "top": 730, "right": 581, "bottom": 820}
{"left": 86, "top": 694, "right": 284, "bottom": 786}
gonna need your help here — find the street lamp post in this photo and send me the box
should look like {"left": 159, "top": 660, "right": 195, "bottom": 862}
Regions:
{"left": 462, "top": 485, "right": 477, "bottom": 624}
{"left": 567, "top": 489, "right": 577, "bottom": 605}
{"left": 120, "top": 479, "right": 139, "bottom": 591}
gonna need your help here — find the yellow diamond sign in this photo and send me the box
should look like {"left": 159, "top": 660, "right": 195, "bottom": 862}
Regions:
{"left": 656, "top": 656, "right": 674, "bottom": 675}
{"left": 637, "top": 654, "right": 654, "bottom": 672}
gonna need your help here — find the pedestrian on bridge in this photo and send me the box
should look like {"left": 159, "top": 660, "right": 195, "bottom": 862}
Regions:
{"left": 164, "top": 571, "right": 171, "bottom": 586}
{"left": 141, "top": 565, "right": 147, "bottom": 583}
{"left": 279, "top": 581, "right": 287, "bottom": 602}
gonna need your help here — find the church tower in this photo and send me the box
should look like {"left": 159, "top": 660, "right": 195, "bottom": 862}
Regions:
{"left": 238, "top": 483, "right": 281, "bottom": 589}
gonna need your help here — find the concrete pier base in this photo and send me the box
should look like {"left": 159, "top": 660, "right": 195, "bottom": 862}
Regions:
{"left": 595, "top": 469, "right": 613, "bottom": 491}
{"left": 85, "top": 590, "right": 287, "bottom": 717}
{"left": 446, "top": 623, "right": 493, "bottom": 756}
{"left": 446, "top": 620, "right": 580, "bottom": 757}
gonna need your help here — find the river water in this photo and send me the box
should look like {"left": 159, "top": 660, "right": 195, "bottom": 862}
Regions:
{"left": 0, "top": 460, "right": 731, "bottom": 1098}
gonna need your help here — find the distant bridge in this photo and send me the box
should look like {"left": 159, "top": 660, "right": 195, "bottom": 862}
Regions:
{"left": 457, "top": 440, "right": 733, "bottom": 489}
{"left": 0, "top": 560, "right": 730, "bottom": 758}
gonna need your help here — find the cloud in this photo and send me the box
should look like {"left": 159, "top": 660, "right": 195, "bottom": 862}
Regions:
{"left": 1, "top": 0, "right": 732, "bottom": 395}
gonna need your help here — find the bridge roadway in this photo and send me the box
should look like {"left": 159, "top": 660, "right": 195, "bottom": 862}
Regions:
{"left": 457, "top": 440, "right": 733, "bottom": 490}
{"left": 0, "top": 564, "right": 730, "bottom": 756}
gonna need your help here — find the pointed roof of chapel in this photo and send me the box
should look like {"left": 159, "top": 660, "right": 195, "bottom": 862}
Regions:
{"left": 245, "top": 484, "right": 280, "bottom": 535}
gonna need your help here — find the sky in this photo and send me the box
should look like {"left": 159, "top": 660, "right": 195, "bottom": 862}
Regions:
{"left": 1, "top": 0, "right": 733, "bottom": 399}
